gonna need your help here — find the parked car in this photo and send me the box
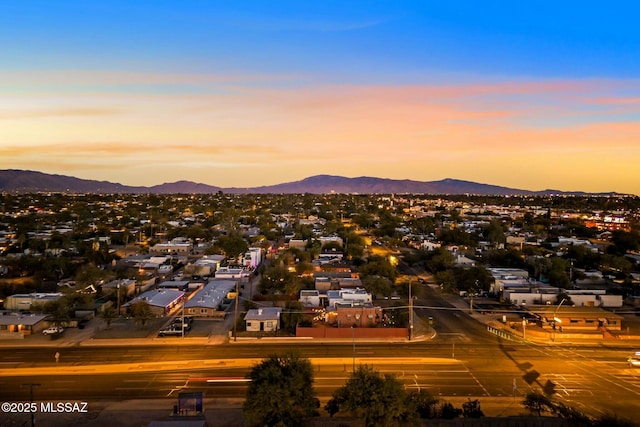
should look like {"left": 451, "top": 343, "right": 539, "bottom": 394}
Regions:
{"left": 158, "top": 326, "right": 184, "bottom": 337}
{"left": 172, "top": 317, "right": 193, "bottom": 331}
{"left": 628, "top": 352, "right": 640, "bottom": 367}
{"left": 42, "top": 326, "right": 64, "bottom": 335}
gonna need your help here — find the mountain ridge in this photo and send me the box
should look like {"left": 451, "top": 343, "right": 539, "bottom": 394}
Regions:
{"left": 0, "top": 169, "right": 626, "bottom": 196}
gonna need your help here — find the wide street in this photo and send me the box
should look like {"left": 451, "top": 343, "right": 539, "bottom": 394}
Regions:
{"left": 2, "top": 293, "right": 640, "bottom": 421}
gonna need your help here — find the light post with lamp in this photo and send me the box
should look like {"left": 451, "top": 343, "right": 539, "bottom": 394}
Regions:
{"left": 552, "top": 298, "right": 566, "bottom": 342}
{"left": 351, "top": 325, "right": 356, "bottom": 372}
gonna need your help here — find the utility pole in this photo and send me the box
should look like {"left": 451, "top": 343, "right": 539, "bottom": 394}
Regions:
{"left": 351, "top": 325, "right": 356, "bottom": 372}
{"left": 408, "top": 280, "right": 413, "bottom": 341}
{"left": 21, "top": 383, "right": 40, "bottom": 427}
{"left": 233, "top": 280, "right": 239, "bottom": 342}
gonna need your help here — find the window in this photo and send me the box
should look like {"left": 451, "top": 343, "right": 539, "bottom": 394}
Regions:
{"left": 201, "top": 309, "right": 207, "bottom": 314}
{"left": 267, "top": 321, "right": 273, "bottom": 328}
{"left": 247, "top": 322, "right": 252, "bottom": 327}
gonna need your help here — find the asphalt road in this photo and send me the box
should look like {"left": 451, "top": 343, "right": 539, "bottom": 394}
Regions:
{"left": 2, "top": 280, "right": 640, "bottom": 421}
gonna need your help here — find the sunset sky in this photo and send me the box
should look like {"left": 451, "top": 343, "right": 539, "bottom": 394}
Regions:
{"left": 1, "top": 1, "right": 639, "bottom": 194}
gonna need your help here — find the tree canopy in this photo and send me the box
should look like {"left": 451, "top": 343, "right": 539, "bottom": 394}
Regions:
{"left": 243, "top": 352, "right": 319, "bottom": 427}
{"left": 325, "top": 365, "right": 416, "bottom": 427}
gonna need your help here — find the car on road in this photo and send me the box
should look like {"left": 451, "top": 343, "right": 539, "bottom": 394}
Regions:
{"left": 628, "top": 352, "right": 640, "bottom": 367}
{"left": 42, "top": 326, "right": 64, "bottom": 335}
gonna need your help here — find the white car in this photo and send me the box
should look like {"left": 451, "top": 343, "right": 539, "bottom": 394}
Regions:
{"left": 628, "top": 352, "right": 640, "bottom": 367}
{"left": 42, "top": 326, "right": 63, "bottom": 335}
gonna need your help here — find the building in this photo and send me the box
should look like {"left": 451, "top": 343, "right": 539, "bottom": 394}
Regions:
{"left": 149, "top": 239, "right": 192, "bottom": 255}
{"left": 4, "top": 293, "right": 63, "bottom": 311}
{"left": 327, "top": 303, "right": 382, "bottom": 328}
{"left": 0, "top": 311, "right": 49, "bottom": 336}
{"left": 244, "top": 307, "right": 282, "bottom": 332}
{"left": 327, "top": 288, "right": 372, "bottom": 308}
{"left": 157, "top": 280, "right": 193, "bottom": 292}
{"left": 101, "top": 279, "right": 137, "bottom": 298}
{"left": 242, "top": 248, "right": 262, "bottom": 268}
{"left": 214, "top": 267, "right": 250, "bottom": 279}
{"left": 299, "top": 290, "right": 321, "bottom": 308}
{"left": 528, "top": 306, "right": 623, "bottom": 332}
{"left": 123, "top": 289, "right": 184, "bottom": 317}
{"left": 183, "top": 280, "right": 237, "bottom": 318}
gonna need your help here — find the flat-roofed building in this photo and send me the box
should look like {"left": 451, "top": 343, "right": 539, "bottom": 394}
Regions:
{"left": 123, "top": 289, "right": 184, "bottom": 317}
{"left": 4, "top": 293, "right": 63, "bottom": 311}
{"left": 184, "top": 280, "right": 236, "bottom": 318}
{"left": 244, "top": 307, "right": 282, "bottom": 332}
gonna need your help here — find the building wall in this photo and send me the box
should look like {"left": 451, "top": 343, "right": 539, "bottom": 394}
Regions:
{"left": 246, "top": 319, "right": 279, "bottom": 332}
{"left": 330, "top": 306, "right": 382, "bottom": 327}
{"left": 296, "top": 326, "right": 407, "bottom": 339}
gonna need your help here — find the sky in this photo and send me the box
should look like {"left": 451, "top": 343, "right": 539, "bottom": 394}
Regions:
{"left": 1, "top": 1, "right": 640, "bottom": 194}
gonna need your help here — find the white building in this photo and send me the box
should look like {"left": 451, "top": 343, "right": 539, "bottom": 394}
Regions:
{"left": 327, "top": 288, "right": 372, "bottom": 308}
{"left": 242, "top": 248, "right": 262, "bottom": 268}
{"left": 299, "top": 290, "right": 321, "bottom": 307}
{"left": 215, "top": 267, "right": 251, "bottom": 279}
{"left": 244, "top": 307, "right": 282, "bottom": 332}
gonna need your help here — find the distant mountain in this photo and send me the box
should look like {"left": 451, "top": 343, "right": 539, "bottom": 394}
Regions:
{"left": 0, "top": 169, "right": 623, "bottom": 196}
{"left": 225, "top": 175, "right": 533, "bottom": 195}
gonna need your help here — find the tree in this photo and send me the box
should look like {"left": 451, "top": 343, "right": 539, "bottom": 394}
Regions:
{"left": 462, "top": 398, "right": 484, "bottom": 418}
{"left": 425, "top": 248, "right": 455, "bottom": 273}
{"left": 243, "top": 353, "right": 319, "bottom": 427}
{"left": 359, "top": 256, "right": 398, "bottom": 282}
{"left": 362, "top": 275, "right": 393, "bottom": 298}
{"left": 40, "top": 299, "right": 71, "bottom": 328}
{"left": 129, "top": 300, "right": 153, "bottom": 326}
{"left": 100, "top": 305, "right": 117, "bottom": 328}
{"left": 217, "top": 233, "right": 248, "bottom": 261}
{"left": 326, "top": 365, "right": 416, "bottom": 427}
{"left": 440, "top": 402, "right": 462, "bottom": 419}
{"left": 522, "top": 391, "right": 553, "bottom": 416}
{"left": 281, "top": 301, "right": 306, "bottom": 335}
{"left": 408, "top": 389, "right": 440, "bottom": 419}
{"left": 259, "top": 265, "right": 298, "bottom": 296}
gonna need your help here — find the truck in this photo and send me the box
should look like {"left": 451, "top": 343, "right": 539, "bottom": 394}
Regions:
{"left": 157, "top": 326, "right": 184, "bottom": 337}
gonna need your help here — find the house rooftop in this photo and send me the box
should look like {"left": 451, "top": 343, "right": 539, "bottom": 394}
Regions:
{"left": 244, "top": 307, "right": 282, "bottom": 321}
{"left": 0, "top": 312, "right": 48, "bottom": 326}
{"left": 184, "top": 280, "right": 236, "bottom": 309}
{"left": 124, "top": 289, "right": 184, "bottom": 308}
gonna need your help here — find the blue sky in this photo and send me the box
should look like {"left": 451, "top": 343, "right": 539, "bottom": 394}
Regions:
{"left": 1, "top": 1, "right": 639, "bottom": 193}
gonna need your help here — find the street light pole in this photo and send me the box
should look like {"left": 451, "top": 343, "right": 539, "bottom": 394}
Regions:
{"left": 233, "top": 280, "right": 239, "bottom": 342}
{"left": 552, "top": 298, "right": 566, "bottom": 342}
{"left": 408, "top": 280, "right": 413, "bottom": 341}
{"left": 351, "top": 325, "right": 356, "bottom": 372}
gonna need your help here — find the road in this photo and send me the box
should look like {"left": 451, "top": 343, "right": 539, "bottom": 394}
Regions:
{"left": 2, "top": 277, "right": 640, "bottom": 420}
{"left": 2, "top": 338, "right": 640, "bottom": 420}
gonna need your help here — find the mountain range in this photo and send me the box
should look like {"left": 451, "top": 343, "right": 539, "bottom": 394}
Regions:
{"left": 0, "top": 169, "right": 620, "bottom": 196}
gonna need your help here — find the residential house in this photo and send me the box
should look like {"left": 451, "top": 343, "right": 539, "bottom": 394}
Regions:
{"left": 0, "top": 311, "right": 49, "bottom": 336}
{"left": 244, "top": 307, "right": 282, "bottom": 332}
